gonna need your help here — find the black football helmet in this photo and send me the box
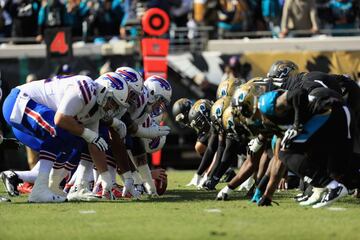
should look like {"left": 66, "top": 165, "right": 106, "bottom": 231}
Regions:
{"left": 188, "top": 99, "right": 212, "bottom": 133}
{"left": 267, "top": 60, "right": 299, "bottom": 79}
{"left": 172, "top": 98, "right": 193, "bottom": 127}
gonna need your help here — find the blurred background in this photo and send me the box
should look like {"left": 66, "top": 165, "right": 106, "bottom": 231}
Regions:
{"left": 0, "top": 0, "right": 359, "bottom": 171}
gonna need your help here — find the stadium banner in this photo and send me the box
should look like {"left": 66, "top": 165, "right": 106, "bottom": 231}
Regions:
{"left": 168, "top": 51, "right": 360, "bottom": 85}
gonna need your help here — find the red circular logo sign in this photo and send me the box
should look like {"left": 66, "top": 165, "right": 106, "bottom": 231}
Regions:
{"left": 142, "top": 8, "right": 170, "bottom": 36}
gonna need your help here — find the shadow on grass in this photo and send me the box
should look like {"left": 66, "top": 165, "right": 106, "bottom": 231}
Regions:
{"left": 5, "top": 189, "right": 309, "bottom": 205}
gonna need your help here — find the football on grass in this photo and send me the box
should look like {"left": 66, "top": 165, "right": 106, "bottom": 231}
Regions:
{"left": 154, "top": 178, "right": 168, "bottom": 195}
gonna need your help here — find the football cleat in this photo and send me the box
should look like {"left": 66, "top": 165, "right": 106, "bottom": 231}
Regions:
{"left": 0, "top": 196, "right": 11, "bottom": 202}
{"left": 63, "top": 183, "right": 73, "bottom": 193}
{"left": 111, "top": 183, "right": 124, "bottom": 199}
{"left": 203, "top": 177, "right": 219, "bottom": 191}
{"left": 67, "top": 186, "right": 99, "bottom": 202}
{"left": 17, "top": 182, "right": 33, "bottom": 194}
{"left": 28, "top": 186, "right": 67, "bottom": 203}
{"left": 299, "top": 187, "right": 326, "bottom": 206}
{"left": 134, "top": 184, "right": 146, "bottom": 195}
{"left": 186, "top": 173, "right": 201, "bottom": 187}
{"left": 312, "top": 185, "right": 348, "bottom": 209}
{"left": 1, "top": 170, "right": 22, "bottom": 196}
{"left": 294, "top": 185, "right": 313, "bottom": 202}
{"left": 101, "top": 189, "right": 116, "bottom": 200}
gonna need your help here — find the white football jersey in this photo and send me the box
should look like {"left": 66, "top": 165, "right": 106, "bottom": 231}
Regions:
{"left": 17, "top": 75, "right": 101, "bottom": 126}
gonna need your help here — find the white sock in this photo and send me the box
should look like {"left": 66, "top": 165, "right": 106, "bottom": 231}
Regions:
{"left": 38, "top": 159, "right": 54, "bottom": 176}
{"left": 15, "top": 161, "right": 41, "bottom": 183}
{"left": 121, "top": 171, "right": 132, "bottom": 180}
{"left": 108, "top": 164, "right": 117, "bottom": 185}
{"left": 327, "top": 180, "right": 339, "bottom": 189}
{"left": 132, "top": 171, "right": 143, "bottom": 185}
{"left": 67, "top": 170, "right": 77, "bottom": 186}
{"left": 138, "top": 164, "right": 156, "bottom": 193}
{"left": 93, "top": 169, "right": 99, "bottom": 182}
{"left": 74, "top": 160, "right": 94, "bottom": 186}
{"left": 31, "top": 159, "right": 54, "bottom": 189}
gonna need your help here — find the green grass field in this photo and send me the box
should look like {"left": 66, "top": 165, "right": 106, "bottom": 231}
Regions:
{"left": 1, "top": 170, "right": 360, "bottom": 240}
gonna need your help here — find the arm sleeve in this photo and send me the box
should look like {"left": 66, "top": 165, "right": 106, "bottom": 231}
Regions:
{"left": 57, "top": 87, "right": 85, "bottom": 116}
{"left": 213, "top": 137, "right": 239, "bottom": 180}
{"left": 208, "top": 134, "right": 226, "bottom": 178}
{"left": 196, "top": 132, "right": 218, "bottom": 175}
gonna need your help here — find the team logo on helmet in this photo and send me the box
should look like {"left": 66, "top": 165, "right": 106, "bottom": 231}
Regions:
{"left": 199, "top": 103, "right": 206, "bottom": 112}
{"left": 106, "top": 74, "right": 124, "bottom": 90}
{"left": 153, "top": 77, "right": 171, "bottom": 91}
{"left": 117, "top": 70, "right": 138, "bottom": 83}
{"left": 149, "top": 137, "right": 161, "bottom": 149}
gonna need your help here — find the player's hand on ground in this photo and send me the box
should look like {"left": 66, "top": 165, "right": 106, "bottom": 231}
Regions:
{"left": 151, "top": 168, "right": 167, "bottom": 182}
{"left": 122, "top": 178, "right": 141, "bottom": 200}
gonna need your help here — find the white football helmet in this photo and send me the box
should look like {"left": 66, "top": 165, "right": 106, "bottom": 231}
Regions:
{"left": 115, "top": 67, "right": 144, "bottom": 105}
{"left": 144, "top": 75, "right": 172, "bottom": 116}
{"left": 95, "top": 72, "right": 129, "bottom": 118}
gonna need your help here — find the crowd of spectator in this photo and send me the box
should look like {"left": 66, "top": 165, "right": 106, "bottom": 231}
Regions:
{"left": 0, "top": 0, "right": 359, "bottom": 43}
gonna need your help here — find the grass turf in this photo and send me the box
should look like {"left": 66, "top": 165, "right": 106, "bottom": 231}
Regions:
{"left": 1, "top": 170, "right": 360, "bottom": 240}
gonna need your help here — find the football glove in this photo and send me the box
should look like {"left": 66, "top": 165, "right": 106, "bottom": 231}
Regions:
{"left": 281, "top": 126, "right": 302, "bottom": 149}
{"left": 134, "top": 125, "right": 170, "bottom": 139}
{"left": 247, "top": 137, "right": 264, "bottom": 156}
{"left": 81, "top": 128, "right": 108, "bottom": 151}
{"left": 215, "top": 186, "right": 233, "bottom": 201}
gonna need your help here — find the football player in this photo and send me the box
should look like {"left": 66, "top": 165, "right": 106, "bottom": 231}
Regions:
{"left": 1, "top": 73, "right": 129, "bottom": 202}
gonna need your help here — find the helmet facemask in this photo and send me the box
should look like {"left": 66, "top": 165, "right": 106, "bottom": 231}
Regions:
{"left": 149, "top": 95, "right": 170, "bottom": 117}
{"left": 127, "top": 89, "right": 140, "bottom": 107}
{"left": 190, "top": 110, "right": 211, "bottom": 133}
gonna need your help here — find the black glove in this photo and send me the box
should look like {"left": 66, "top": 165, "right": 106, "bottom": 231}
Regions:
{"left": 204, "top": 177, "right": 219, "bottom": 191}
{"left": 1, "top": 138, "right": 22, "bottom": 150}
{"left": 257, "top": 196, "right": 273, "bottom": 207}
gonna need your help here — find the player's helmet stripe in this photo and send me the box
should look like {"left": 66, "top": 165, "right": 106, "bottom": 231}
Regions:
{"left": 117, "top": 70, "right": 137, "bottom": 82}
{"left": 106, "top": 74, "right": 124, "bottom": 90}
